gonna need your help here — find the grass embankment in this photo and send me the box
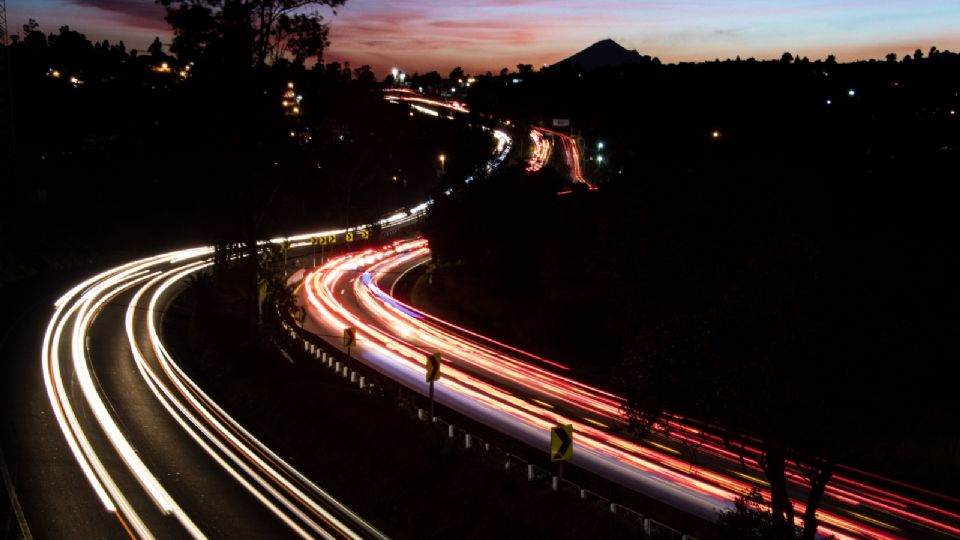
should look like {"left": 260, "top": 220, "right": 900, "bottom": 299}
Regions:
{"left": 163, "top": 271, "right": 647, "bottom": 539}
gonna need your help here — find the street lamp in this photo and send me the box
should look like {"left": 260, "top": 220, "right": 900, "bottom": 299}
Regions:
{"left": 392, "top": 68, "right": 399, "bottom": 81}
{"left": 439, "top": 154, "right": 446, "bottom": 172}
{"left": 597, "top": 141, "right": 604, "bottom": 150}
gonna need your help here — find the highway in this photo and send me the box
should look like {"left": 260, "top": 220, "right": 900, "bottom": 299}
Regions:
{"left": 5, "top": 247, "right": 387, "bottom": 539}
{"left": 300, "top": 238, "right": 960, "bottom": 540}
{"left": 7, "top": 83, "right": 956, "bottom": 539}
{"left": 1, "top": 112, "right": 513, "bottom": 539}
{"left": 530, "top": 126, "right": 598, "bottom": 192}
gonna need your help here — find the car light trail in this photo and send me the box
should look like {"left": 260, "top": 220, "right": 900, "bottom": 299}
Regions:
{"left": 42, "top": 243, "right": 386, "bottom": 539}
{"left": 302, "top": 238, "right": 960, "bottom": 540}
{"left": 532, "top": 126, "right": 598, "bottom": 192}
{"left": 383, "top": 88, "right": 470, "bottom": 114}
{"left": 526, "top": 129, "right": 551, "bottom": 172}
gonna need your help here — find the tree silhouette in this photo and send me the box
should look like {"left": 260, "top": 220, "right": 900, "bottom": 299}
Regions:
{"left": 148, "top": 36, "right": 164, "bottom": 57}
{"left": 159, "top": 0, "right": 345, "bottom": 68}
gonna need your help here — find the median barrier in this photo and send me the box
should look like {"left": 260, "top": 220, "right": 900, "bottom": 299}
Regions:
{"left": 276, "top": 309, "right": 706, "bottom": 540}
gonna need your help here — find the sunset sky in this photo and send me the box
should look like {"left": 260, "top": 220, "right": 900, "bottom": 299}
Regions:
{"left": 8, "top": 0, "right": 960, "bottom": 76}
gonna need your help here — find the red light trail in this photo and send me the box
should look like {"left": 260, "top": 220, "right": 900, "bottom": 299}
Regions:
{"left": 301, "top": 238, "right": 960, "bottom": 539}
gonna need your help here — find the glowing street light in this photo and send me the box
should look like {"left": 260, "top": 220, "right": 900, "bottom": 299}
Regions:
{"left": 597, "top": 141, "right": 604, "bottom": 150}
{"left": 712, "top": 130, "right": 721, "bottom": 139}
{"left": 439, "top": 154, "right": 446, "bottom": 172}
{"left": 392, "top": 68, "right": 399, "bottom": 80}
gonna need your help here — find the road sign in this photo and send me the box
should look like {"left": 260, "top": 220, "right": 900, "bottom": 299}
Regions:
{"left": 346, "top": 232, "right": 355, "bottom": 242}
{"left": 552, "top": 118, "right": 570, "bottom": 128}
{"left": 550, "top": 424, "right": 573, "bottom": 462}
{"left": 425, "top": 352, "right": 441, "bottom": 382}
{"left": 343, "top": 327, "right": 356, "bottom": 348}
{"left": 296, "top": 307, "right": 306, "bottom": 324}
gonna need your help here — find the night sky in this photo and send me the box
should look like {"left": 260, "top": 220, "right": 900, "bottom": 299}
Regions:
{"left": 8, "top": 0, "right": 960, "bottom": 75}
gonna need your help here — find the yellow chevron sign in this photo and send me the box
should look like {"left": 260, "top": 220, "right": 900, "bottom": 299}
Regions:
{"left": 550, "top": 424, "right": 573, "bottom": 462}
{"left": 426, "top": 352, "right": 441, "bottom": 383}
{"left": 343, "top": 327, "right": 356, "bottom": 348}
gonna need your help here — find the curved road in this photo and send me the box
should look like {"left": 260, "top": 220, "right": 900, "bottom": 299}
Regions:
{"left": 299, "top": 238, "right": 960, "bottom": 540}
{"left": 6, "top": 248, "right": 386, "bottom": 539}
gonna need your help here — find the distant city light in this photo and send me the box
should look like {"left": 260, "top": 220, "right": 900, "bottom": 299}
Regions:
{"left": 712, "top": 130, "right": 721, "bottom": 139}
{"left": 597, "top": 155, "right": 604, "bottom": 164}
{"left": 597, "top": 141, "right": 604, "bottom": 150}
{"left": 848, "top": 89, "right": 856, "bottom": 96}
{"left": 826, "top": 99, "right": 833, "bottom": 105}
{"left": 450, "top": 87, "right": 456, "bottom": 93}
{"left": 391, "top": 68, "right": 399, "bottom": 80}
{"left": 287, "top": 81, "right": 295, "bottom": 89}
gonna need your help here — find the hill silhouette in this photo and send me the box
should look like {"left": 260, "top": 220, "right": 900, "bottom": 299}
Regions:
{"left": 553, "top": 39, "right": 647, "bottom": 70}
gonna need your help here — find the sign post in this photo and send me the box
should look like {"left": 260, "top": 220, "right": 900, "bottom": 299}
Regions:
{"left": 550, "top": 424, "right": 574, "bottom": 480}
{"left": 425, "top": 352, "right": 441, "bottom": 419}
{"left": 343, "top": 327, "right": 356, "bottom": 369}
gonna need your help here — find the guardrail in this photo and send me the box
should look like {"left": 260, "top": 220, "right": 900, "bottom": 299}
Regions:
{"left": 277, "top": 315, "right": 703, "bottom": 540}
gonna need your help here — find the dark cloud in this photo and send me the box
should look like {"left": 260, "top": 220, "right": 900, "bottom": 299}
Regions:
{"left": 67, "top": 0, "right": 168, "bottom": 31}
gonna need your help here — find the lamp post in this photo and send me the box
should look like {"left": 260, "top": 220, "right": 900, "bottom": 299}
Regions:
{"left": 439, "top": 154, "right": 446, "bottom": 173}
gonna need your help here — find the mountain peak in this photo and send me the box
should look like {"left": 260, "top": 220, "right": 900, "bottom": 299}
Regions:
{"left": 554, "top": 39, "right": 646, "bottom": 71}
